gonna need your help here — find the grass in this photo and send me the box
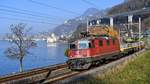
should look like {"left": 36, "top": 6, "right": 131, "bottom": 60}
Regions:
{"left": 74, "top": 50, "right": 150, "bottom": 84}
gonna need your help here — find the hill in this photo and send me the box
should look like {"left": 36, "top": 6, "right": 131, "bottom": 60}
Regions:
{"left": 53, "top": 0, "right": 150, "bottom": 37}
{"left": 53, "top": 8, "right": 108, "bottom": 36}
{"left": 74, "top": 50, "right": 150, "bottom": 84}
{"left": 108, "top": 0, "right": 150, "bottom": 15}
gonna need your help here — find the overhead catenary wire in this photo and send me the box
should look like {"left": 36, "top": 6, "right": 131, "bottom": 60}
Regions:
{"left": 28, "top": 0, "right": 81, "bottom": 15}
{"left": 0, "top": 8, "right": 60, "bottom": 21}
{"left": 81, "top": 0, "right": 99, "bottom": 8}
{"left": 0, "top": 11, "right": 57, "bottom": 22}
{"left": 0, "top": 5, "right": 66, "bottom": 19}
{"left": 0, "top": 16, "right": 59, "bottom": 25}
{"left": 0, "top": 5, "right": 68, "bottom": 26}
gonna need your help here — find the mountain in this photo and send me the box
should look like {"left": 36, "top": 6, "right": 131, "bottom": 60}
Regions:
{"left": 53, "top": 8, "right": 108, "bottom": 36}
{"left": 53, "top": 0, "right": 150, "bottom": 37}
{"left": 81, "top": 8, "right": 102, "bottom": 17}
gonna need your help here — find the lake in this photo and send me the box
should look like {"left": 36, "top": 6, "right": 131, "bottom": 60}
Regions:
{"left": 0, "top": 41, "right": 68, "bottom": 76}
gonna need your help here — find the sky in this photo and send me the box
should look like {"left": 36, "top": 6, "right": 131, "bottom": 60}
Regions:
{"left": 0, "top": 0, "right": 124, "bottom": 35}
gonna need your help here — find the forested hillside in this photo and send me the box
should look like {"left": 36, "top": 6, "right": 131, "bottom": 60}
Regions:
{"left": 108, "top": 0, "right": 150, "bottom": 15}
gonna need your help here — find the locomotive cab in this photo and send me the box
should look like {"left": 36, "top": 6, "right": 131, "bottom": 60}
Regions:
{"left": 68, "top": 40, "right": 92, "bottom": 59}
{"left": 70, "top": 40, "right": 91, "bottom": 49}
{"left": 67, "top": 40, "right": 93, "bottom": 70}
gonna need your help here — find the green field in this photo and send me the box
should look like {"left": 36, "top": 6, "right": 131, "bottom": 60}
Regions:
{"left": 75, "top": 50, "right": 150, "bottom": 84}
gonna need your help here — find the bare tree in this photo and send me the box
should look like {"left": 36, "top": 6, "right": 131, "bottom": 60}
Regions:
{"left": 5, "top": 23, "right": 36, "bottom": 72}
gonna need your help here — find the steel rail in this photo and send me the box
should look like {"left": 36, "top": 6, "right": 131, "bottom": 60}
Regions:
{"left": 44, "top": 50, "right": 145, "bottom": 84}
{"left": 0, "top": 63, "right": 67, "bottom": 83}
{"left": 0, "top": 50, "right": 145, "bottom": 84}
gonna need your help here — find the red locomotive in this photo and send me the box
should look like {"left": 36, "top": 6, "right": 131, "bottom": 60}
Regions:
{"left": 66, "top": 36, "right": 121, "bottom": 70}
{"left": 65, "top": 25, "right": 144, "bottom": 70}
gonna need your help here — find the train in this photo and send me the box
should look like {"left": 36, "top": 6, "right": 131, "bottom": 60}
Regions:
{"left": 65, "top": 25, "right": 144, "bottom": 70}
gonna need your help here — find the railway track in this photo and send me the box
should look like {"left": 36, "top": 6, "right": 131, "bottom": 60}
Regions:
{"left": 44, "top": 50, "right": 145, "bottom": 84}
{"left": 0, "top": 63, "right": 68, "bottom": 84}
{"left": 0, "top": 50, "right": 145, "bottom": 84}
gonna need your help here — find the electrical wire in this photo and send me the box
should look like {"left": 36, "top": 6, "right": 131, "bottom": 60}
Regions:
{"left": 0, "top": 5, "right": 65, "bottom": 19}
{"left": 81, "top": 0, "right": 99, "bottom": 8}
{"left": 28, "top": 0, "right": 81, "bottom": 15}
{"left": 0, "top": 8, "right": 58, "bottom": 21}
{"left": 0, "top": 16, "right": 59, "bottom": 25}
{"left": 0, "top": 11, "right": 57, "bottom": 22}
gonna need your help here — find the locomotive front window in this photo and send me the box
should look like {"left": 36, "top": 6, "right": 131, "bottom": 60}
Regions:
{"left": 79, "top": 43, "right": 88, "bottom": 49}
{"left": 70, "top": 44, "right": 76, "bottom": 49}
{"left": 89, "top": 43, "right": 92, "bottom": 48}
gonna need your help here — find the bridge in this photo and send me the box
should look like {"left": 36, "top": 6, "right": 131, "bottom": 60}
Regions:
{"left": 88, "top": 7, "right": 150, "bottom": 26}
{"left": 88, "top": 7, "right": 150, "bottom": 40}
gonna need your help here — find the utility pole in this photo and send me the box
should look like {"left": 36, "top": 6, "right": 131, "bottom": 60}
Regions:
{"left": 128, "top": 15, "right": 133, "bottom": 37}
{"left": 110, "top": 17, "right": 114, "bottom": 27}
{"left": 86, "top": 18, "right": 89, "bottom": 33}
{"left": 138, "top": 17, "right": 142, "bottom": 50}
{"left": 139, "top": 17, "right": 141, "bottom": 41}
